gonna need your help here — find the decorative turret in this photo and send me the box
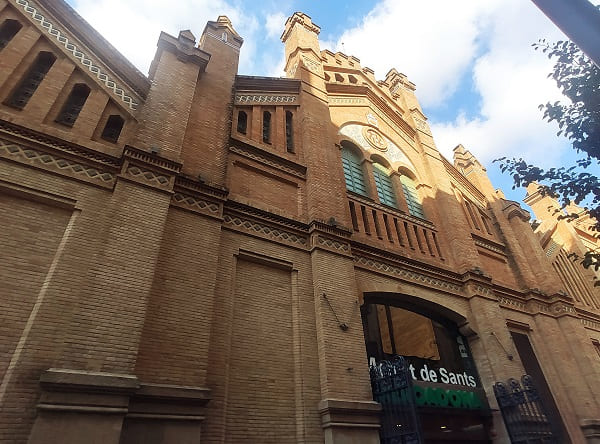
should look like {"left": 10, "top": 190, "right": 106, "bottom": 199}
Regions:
{"left": 453, "top": 144, "right": 496, "bottom": 197}
{"left": 281, "top": 12, "right": 322, "bottom": 78}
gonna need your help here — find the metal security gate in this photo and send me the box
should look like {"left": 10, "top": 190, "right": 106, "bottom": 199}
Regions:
{"left": 370, "top": 356, "right": 422, "bottom": 444}
{"left": 493, "top": 375, "right": 557, "bottom": 443}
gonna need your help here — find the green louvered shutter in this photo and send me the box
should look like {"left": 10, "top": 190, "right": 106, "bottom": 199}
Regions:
{"left": 400, "top": 175, "right": 425, "bottom": 218}
{"left": 373, "top": 163, "right": 397, "bottom": 208}
{"left": 341, "top": 148, "right": 368, "bottom": 196}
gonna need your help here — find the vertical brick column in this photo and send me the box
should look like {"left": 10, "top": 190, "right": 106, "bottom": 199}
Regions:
{"left": 309, "top": 223, "right": 381, "bottom": 443}
{"left": 135, "top": 30, "right": 209, "bottom": 161}
{"left": 180, "top": 16, "right": 242, "bottom": 185}
{"left": 23, "top": 149, "right": 181, "bottom": 444}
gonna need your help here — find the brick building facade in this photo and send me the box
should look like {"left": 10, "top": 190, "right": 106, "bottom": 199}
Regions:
{"left": 1, "top": 1, "right": 599, "bottom": 443}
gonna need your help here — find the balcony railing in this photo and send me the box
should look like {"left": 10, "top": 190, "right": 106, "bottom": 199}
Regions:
{"left": 348, "top": 195, "right": 444, "bottom": 262}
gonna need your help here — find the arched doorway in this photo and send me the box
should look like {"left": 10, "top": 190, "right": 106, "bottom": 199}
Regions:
{"left": 361, "top": 293, "right": 494, "bottom": 443}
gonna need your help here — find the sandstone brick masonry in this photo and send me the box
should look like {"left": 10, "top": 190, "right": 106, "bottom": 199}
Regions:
{"left": 0, "top": 1, "right": 599, "bottom": 443}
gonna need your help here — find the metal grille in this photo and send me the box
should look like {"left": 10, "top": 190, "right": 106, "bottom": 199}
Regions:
{"left": 370, "top": 356, "right": 422, "bottom": 444}
{"left": 493, "top": 375, "right": 558, "bottom": 443}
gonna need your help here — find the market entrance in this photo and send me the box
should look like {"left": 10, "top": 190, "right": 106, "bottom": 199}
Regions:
{"left": 361, "top": 294, "right": 493, "bottom": 443}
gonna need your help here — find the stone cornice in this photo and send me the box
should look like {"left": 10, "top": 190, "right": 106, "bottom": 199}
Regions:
{"left": 0, "top": 119, "right": 119, "bottom": 168}
{"left": 235, "top": 75, "right": 301, "bottom": 94}
{"left": 156, "top": 31, "right": 211, "bottom": 68}
{"left": 229, "top": 141, "right": 307, "bottom": 179}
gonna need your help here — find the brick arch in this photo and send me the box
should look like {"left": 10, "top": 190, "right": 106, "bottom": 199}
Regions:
{"left": 362, "top": 291, "right": 474, "bottom": 334}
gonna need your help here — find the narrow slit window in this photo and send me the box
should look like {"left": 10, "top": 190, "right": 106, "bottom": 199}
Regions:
{"left": 372, "top": 209, "right": 382, "bottom": 238}
{"left": 0, "top": 19, "right": 22, "bottom": 51}
{"left": 285, "top": 111, "right": 294, "bottom": 152}
{"left": 237, "top": 110, "right": 247, "bottom": 134}
{"left": 101, "top": 115, "right": 125, "bottom": 143}
{"left": 6, "top": 51, "right": 56, "bottom": 109}
{"left": 349, "top": 201, "right": 359, "bottom": 231}
{"left": 55, "top": 83, "right": 91, "bottom": 127}
{"left": 262, "top": 111, "right": 271, "bottom": 143}
{"left": 400, "top": 175, "right": 425, "bottom": 218}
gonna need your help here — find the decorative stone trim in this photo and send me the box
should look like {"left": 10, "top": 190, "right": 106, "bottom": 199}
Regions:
{"left": 330, "top": 97, "right": 366, "bottom": 105}
{"left": 0, "top": 120, "right": 119, "bottom": 168}
{"left": 124, "top": 165, "right": 170, "bottom": 187}
{"left": 310, "top": 233, "right": 351, "bottom": 255}
{"left": 318, "top": 399, "right": 381, "bottom": 430}
{"left": 175, "top": 176, "right": 228, "bottom": 201}
{"left": 0, "top": 138, "right": 115, "bottom": 186}
{"left": 223, "top": 214, "right": 308, "bottom": 248}
{"left": 354, "top": 255, "right": 462, "bottom": 292}
{"left": 123, "top": 146, "right": 181, "bottom": 174}
{"left": 498, "top": 296, "right": 527, "bottom": 310}
{"left": 234, "top": 94, "right": 297, "bottom": 104}
{"left": 172, "top": 193, "right": 221, "bottom": 217}
{"left": 581, "top": 317, "right": 600, "bottom": 331}
{"left": 229, "top": 144, "right": 306, "bottom": 178}
{"left": 14, "top": 0, "right": 140, "bottom": 110}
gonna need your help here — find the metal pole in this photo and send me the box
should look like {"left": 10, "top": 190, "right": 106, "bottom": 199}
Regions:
{"left": 531, "top": 0, "right": 600, "bottom": 66}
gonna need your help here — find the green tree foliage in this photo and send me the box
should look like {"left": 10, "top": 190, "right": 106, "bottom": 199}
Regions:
{"left": 496, "top": 39, "right": 599, "bottom": 275}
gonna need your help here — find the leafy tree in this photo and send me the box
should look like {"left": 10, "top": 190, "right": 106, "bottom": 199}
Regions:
{"left": 495, "top": 38, "right": 599, "bottom": 275}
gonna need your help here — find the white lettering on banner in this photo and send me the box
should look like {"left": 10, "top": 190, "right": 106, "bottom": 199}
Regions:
{"left": 409, "top": 364, "right": 477, "bottom": 388}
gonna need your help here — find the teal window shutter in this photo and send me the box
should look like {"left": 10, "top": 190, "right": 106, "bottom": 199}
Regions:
{"left": 400, "top": 175, "right": 425, "bottom": 218}
{"left": 341, "top": 148, "right": 368, "bottom": 196}
{"left": 372, "top": 163, "right": 397, "bottom": 208}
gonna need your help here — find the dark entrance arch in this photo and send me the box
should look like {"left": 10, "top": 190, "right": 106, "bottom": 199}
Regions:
{"left": 361, "top": 292, "right": 494, "bottom": 443}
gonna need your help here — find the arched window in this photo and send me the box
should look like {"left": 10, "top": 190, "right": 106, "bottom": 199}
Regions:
{"left": 372, "top": 162, "right": 397, "bottom": 207}
{"left": 400, "top": 174, "right": 424, "bottom": 218}
{"left": 101, "top": 115, "right": 124, "bottom": 143}
{"left": 262, "top": 111, "right": 271, "bottom": 143}
{"left": 0, "top": 19, "right": 22, "bottom": 51}
{"left": 285, "top": 110, "right": 294, "bottom": 152}
{"left": 6, "top": 51, "right": 56, "bottom": 109}
{"left": 341, "top": 143, "right": 368, "bottom": 196}
{"left": 56, "top": 83, "right": 91, "bottom": 127}
{"left": 237, "top": 110, "right": 247, "bottom": 134}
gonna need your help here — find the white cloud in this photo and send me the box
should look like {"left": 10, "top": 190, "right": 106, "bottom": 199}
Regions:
{"left": 428, "top": 0, "right": 568, "bottom": 166}
{"left": 265, "top": 12, "right": 287, "bottom": 40}
{"left": 326, "top": 0, "right": 571, "bottom": 170}
{"left": 71, "top": 0, "right": 267, "bottom": 75}
{"left": 328, "top": 0, "right": 501, "bottom": 108}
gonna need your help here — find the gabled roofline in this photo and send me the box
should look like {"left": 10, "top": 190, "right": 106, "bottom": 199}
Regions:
{"left": 38, "top": 0, "right": 151, "bottom": 99}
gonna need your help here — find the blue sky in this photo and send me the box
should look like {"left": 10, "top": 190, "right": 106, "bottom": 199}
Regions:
{"left": 66, "top": 0, "right": 597, "bottom": 212}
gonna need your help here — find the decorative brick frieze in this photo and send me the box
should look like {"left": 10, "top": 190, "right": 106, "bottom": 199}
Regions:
{"left": 14, "top": 0, "right": 141, "bottom": 110}
{"left": 223, "top": 213, "right": 308, "bottom": 248}
{"left": 0, "top": 120, "right": 120, "bottom": 168}
{"left": 0, "top": 138, "right": 116, "bottom": 187}
{"left": 498, "top": 296, "right": 527, "bottom": 311}
{"left": 234, "top": 94, "right": 297, "bottom": 104}
{"left": 172, "top": 193, "right": 222, "bottom": 218}
{"left": 353, "top": 254, "right": 462, "bottom": 292}
{"left": 119, "top": 146, "right": 181, "bottom": 191}
{"left": 123, "top": 146, "right": 181, "bottom": 174}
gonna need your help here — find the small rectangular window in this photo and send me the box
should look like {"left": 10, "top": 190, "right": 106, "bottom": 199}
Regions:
{"left": 262, "top": 111, "right": 271, "bottom": 143}
{"left": 285, "top": 110, "right": 294, "bottom": 152}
